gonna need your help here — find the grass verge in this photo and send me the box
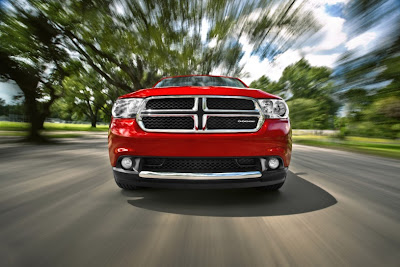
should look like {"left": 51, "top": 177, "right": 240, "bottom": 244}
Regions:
{"left": 0, "top": 121, "right": 108, "bottom": 132}
{"left": 293, "top": 135, "right": 400, "bottom": 159}
{"left": 1, "top": 121, "right": 399, "bottom": 159}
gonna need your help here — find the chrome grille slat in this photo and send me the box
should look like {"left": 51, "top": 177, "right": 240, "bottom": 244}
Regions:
{"left": 137, "top": 95, "right": 264, "bottom": 133}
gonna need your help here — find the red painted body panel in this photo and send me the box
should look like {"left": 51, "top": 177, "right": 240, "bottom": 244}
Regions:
{"left": 109, "top": 75, "right": 291, "bottom": 175}
{"left": 108, "top": 118, "right": 292, "bottom": 167}
{"left": 119, "top": 86, "right": 281, "bottom": 99}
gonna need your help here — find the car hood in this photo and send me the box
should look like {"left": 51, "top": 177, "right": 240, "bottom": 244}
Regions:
{"left": 119, "top": 86, "right": 281, "bottom": 99}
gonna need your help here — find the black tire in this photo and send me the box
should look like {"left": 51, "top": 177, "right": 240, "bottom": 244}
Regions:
{"left": 115, "top": 181, "right": 139, "bottom": 190}
{"left": 263, "top": 182, "right": 284, "bottom": 191}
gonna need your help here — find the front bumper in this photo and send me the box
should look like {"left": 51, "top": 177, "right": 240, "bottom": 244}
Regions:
{"left": 108, "top": 118, "right": 292, "bottom": 167}
{"left": 113, "top": 167, "right": 287, "bottom": 189}
{"left": 109, "top": 117, "right": 291, "bottom": 189}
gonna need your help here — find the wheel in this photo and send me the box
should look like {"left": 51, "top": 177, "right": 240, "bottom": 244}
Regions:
{"left": 263, "top": 182, "right": 284, "bottom": 191}
{"left": 115, "top": 181, "right": 139, "bottom": 190}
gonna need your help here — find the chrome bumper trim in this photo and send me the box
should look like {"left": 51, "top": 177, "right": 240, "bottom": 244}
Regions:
{"left": 138, "top": 171, "right": 262, "bottom": 180}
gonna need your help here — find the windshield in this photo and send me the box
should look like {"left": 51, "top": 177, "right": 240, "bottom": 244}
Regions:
{"left": 154, "top": 76, "right": 247, "bottom": 88}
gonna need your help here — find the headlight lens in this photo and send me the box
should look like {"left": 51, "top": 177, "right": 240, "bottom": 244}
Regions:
{"left": 258, "top": 99, "right": 289, "bottom": 119}
{"left": 112, "top": 98, "right": 143, "bottom": 118}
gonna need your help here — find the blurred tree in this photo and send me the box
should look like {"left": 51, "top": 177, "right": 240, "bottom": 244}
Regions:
{"left": 286, "top": 95, "right": 338, "bottom": 129}
{"left": 340, "top": 88, "right": 371, "bottom": 109}
{"left": 334, "top": 0, "right": 400, "bottom": 138}
{"left": 249, "top": 76, "right": 272, "bottom": 90}
{"left": 337, "top": 0, "right": 400, "bottom": 91}
{"left": 5, "top": 101, "right": 25, "bottom": 118}
{"left": 62, "top": 69, "right": 116, "bottom": 127}
{"left": 0, "top": 5, "right": 76, "bottom": 141}
{"left": 250, "top": 59, "right": 339, "bottom": 129}
{"left": 0, "top": 98, "right": 6, "bottom": 115}
{"left": 280, "top": 59, "right": 334, "bottom": 99}
{"left": 249, "top": 75, "right": 283, "bottom": 96}
{"left": 1, "top": 0, "right": 319, "bottom": 140}
{"left": 339, "top": 88, "right": 373, "bottom": 122}
{"left": 346, "top": 0, "right": 399, "bottom": 35}
{"left": 378, "top": 97, "right": 400, "bottom": 120}
{"left": 345, "top": 96, "right": 400, "bottom": 138}
{"left": 34, "top": 0, "right": 318, "bottom": 92}
{"left": 49, "top": 99, "right": 74, "bottom": 122}
{"left": 375, "top": 55, "right": 400, "bottom": 99}
{"left": 286, "top": 98, "right": 322, "bottom": 129}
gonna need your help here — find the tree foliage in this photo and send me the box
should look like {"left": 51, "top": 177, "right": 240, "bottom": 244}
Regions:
{"left": 0, "top": 0, "right": 318, "bottom": 140}
{"left": 38, "top": 0, "right": 317, "bottom": 92}
{"left": 334, "top": 0, "right": 400, "bottom": 138}
{"left": 0, "top": 4, "right": 75, "bottom": 141}
{"left": 61, "top": 69, "right": 118, "bottom": 127}
{"left": 250, "top": 59, "right": 339, "bottom": 129}
{"left": 336, "top": 0, "right": 400, "bottom": 92}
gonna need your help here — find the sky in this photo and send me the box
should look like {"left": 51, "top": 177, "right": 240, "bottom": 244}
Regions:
{"left": 238, "top": 0, "right": 380, "bottom": 84}
{"left": 0, "top": 82, "right": 22, "bottom": 104}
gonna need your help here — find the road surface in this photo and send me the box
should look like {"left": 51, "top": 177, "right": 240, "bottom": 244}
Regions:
{"left": 0, "top": 137, "right": 399, "bottom": 266}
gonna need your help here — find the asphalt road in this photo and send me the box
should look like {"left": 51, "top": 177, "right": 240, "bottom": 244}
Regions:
{"left": 0, "top": 137, "right": 399, "bottom": 267}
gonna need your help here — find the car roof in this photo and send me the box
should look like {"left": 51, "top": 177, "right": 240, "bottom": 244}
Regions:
{"left": 153, "top": 75, "right": 248, "bottom": 87}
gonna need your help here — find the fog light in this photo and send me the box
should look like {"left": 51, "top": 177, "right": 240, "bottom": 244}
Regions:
{"left": 121, "top": 157, "right": 133, "bottom": 170}
{"left": 268, "top": 157, "right": 279, "bottom": 169}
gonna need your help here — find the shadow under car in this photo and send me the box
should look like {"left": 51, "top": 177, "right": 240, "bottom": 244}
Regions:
{"left": 123, "top": 171, "right": 337, "bottom": 217}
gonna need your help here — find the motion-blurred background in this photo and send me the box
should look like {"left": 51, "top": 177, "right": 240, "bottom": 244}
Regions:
{"left": 1, "top": 2, "right": 400, "bottom": 266}
{"left": 0, "top": 0, "right": 399, "bottom": 157}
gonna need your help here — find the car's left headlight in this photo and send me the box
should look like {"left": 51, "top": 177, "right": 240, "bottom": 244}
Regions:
{"left": 257, "top": 99, "right": 289, "bottom": 119}
{"left": 112, "top": 98, "right": 144, "bottom": 118}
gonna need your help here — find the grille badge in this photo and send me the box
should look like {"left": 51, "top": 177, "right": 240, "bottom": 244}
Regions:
{"left": 237, "top": 120, "right": 256, "bottom": 123}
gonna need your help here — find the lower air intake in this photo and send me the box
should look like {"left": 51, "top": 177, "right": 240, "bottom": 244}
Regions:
{"left": 142, "top": 158, "right": 260, "bottom": 173}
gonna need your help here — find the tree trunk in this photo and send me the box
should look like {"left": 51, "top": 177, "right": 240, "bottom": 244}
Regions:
{"left": 91, "top": 118, "right": 97, "bottom": 128}
{"left": 91, "top": 108, "right": 98, "bottom": 128}
{"left": 29, "top": 115, "right": 46, "bottom": 142}
{"left": 24, "top": 93, "right": 47, "bottom": 143}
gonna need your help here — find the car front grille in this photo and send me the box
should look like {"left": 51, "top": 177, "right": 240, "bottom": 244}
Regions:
{"left": 146, "top": 98, "right": 195, "bottom": 110}
{"left": 207, "top": 116, "right": 259, "bottom": 129}
{"left": 137, "top": 96, "right": 263, "bottom": 133}
{"left": 142, "top": 116, "right": 194, "bottom": 129}
{"left": 142, "top": 157, "right": 260, "bottom": 173}
{"left": 206, "top": 98, "right": 255, "bottom": 110}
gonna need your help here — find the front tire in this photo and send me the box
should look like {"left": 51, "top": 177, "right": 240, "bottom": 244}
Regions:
{"left": 115, "top": 181, "right": 139, "bottom": 190}
{"left": 263, "top": 182, "right": 284, "bottom": 191}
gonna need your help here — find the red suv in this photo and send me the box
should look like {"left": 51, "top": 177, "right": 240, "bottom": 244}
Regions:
{"left": 108, "top": 75, "right": 291, "bottom": 190}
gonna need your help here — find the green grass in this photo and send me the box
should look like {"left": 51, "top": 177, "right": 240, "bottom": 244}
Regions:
{"left": 1, "top": 121, "right": 399, "bottom": 158}
{"left": 293, "top": 135, "right": 400, "bottom": 159}
{"left": 0, "top": 121, "right": 30, "bottom": 131}
{"left": 0, "top": 121, "right": 108, "bottom": 132}
{"left": 43, "top": 122, "right": 109, "bottom": 131}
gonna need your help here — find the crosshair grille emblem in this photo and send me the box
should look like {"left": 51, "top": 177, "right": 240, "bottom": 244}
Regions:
{"left": 137, "top": 96, "right": 264, "bottom": 133}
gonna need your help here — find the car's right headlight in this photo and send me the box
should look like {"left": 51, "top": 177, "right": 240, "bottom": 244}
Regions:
{"left": 257, "top": 99, "right": 289, "bottom": 119}
{"left": 112, "top": 98, "right": 144, "bottom": 118}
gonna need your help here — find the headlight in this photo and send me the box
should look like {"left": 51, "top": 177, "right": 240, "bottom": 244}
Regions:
{"left": 112, "top": 98, "right": 143, "bottom": 118}
{"left": 258, "top": 99, "right": 289, "bottom": 119}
